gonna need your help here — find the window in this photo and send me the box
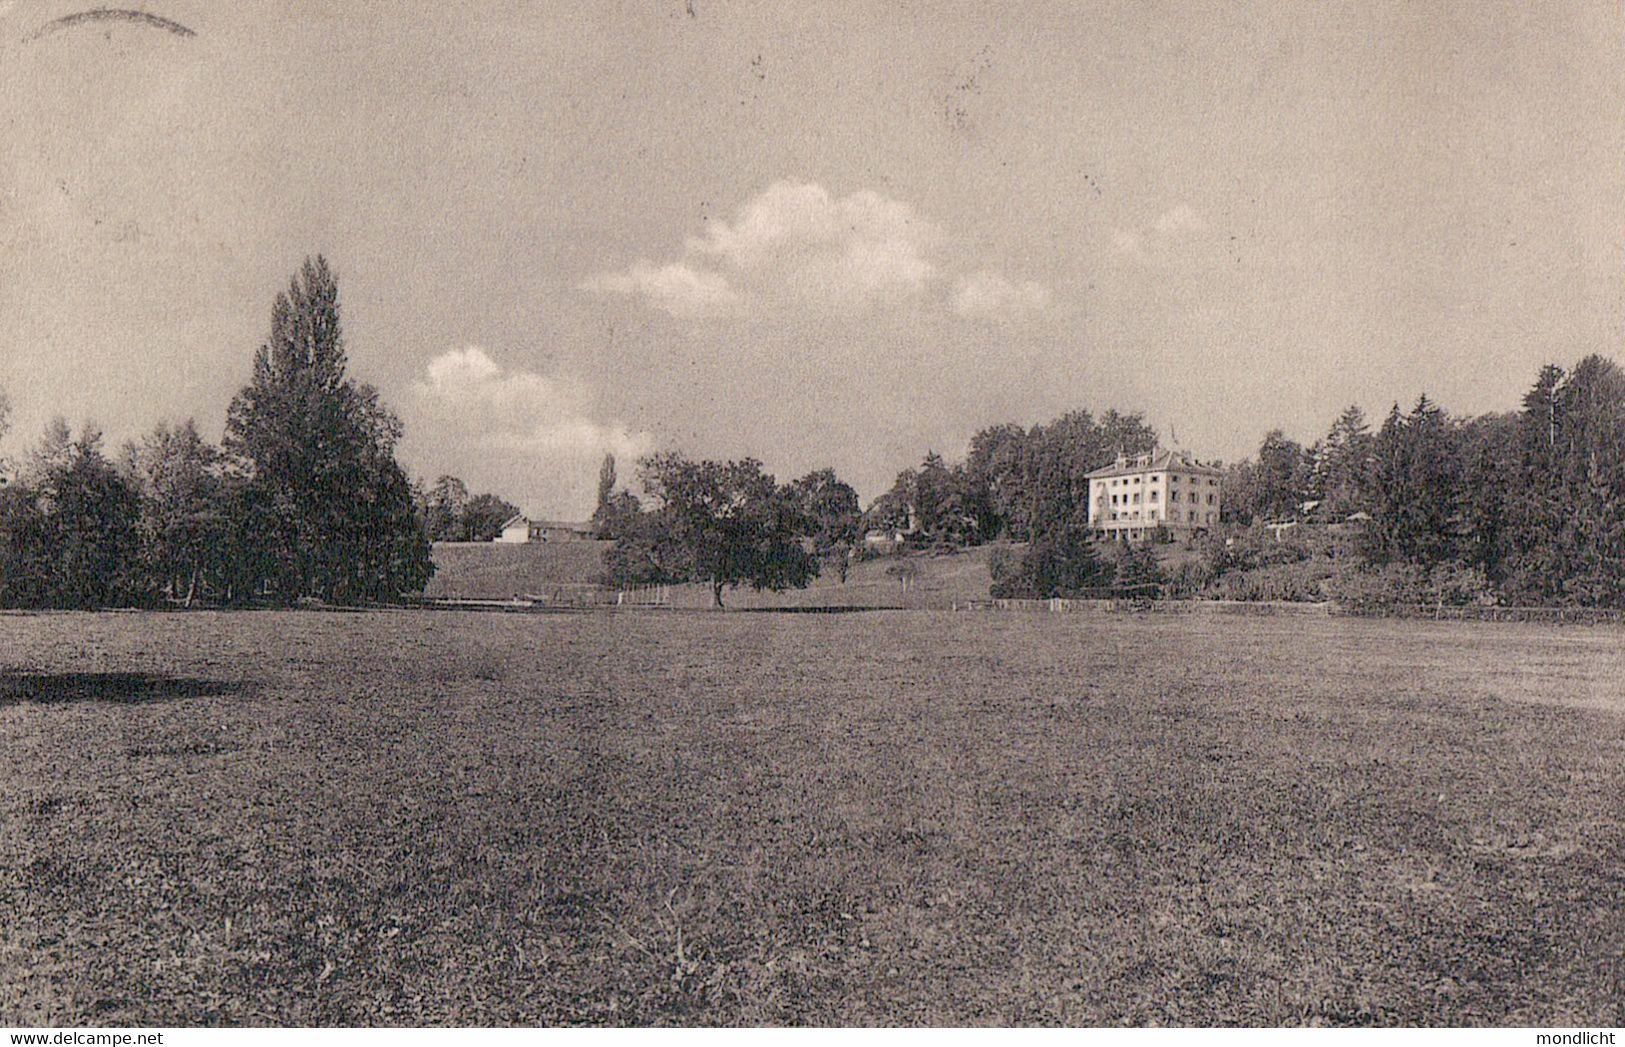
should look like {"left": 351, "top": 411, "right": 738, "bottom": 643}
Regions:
{"left": 1207, "top": 493, "right": 1215, "bottom": 505}
{"left": 1188, "top": 511, "right": 1196, "bottom": 522}
{"left": 1111, "top": 494, "right": 1119, "bottom": 505}
{"left": 1149, "top": 490, "right": 1158, "bottom": 502}
{"left": 1170, "top": 490, "right": 1179, "bottom": 502}
{"left": 1133, "top": 493, "right": 1141, "bottom": 504}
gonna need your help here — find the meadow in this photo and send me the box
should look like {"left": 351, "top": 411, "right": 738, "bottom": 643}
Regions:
{"left": 1, "top": 609, "right": 1622, "bottom": 1026}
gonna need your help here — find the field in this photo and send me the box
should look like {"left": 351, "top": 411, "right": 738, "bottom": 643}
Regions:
{"left": 2, "top": 610, "right": 1623, "bottom": 1026}
{"left": 423, "top": 539, "right": 1000, "bottom": 609}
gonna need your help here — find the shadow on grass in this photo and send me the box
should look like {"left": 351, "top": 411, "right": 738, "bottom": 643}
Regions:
{"left": 0, "top": 672, "right": 248, "bottom": 706}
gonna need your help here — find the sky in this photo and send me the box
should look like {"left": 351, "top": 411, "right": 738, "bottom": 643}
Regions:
{"left": 3, "top": 1, "right": 1622, "bottom": 517}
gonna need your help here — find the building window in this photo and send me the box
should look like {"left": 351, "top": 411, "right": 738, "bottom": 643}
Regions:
{"left": 1150, "top": 491, "right": 1158, "bottom": 502}
{"left": 1207, "top": 493, "right": 1215, "bottom": 505}
{"left": 1133, "top": 493, "right": 1141, "bottom": 504}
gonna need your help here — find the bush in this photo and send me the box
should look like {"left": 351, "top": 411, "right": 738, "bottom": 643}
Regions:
{"left": 1203, "top": 559, "right": 1337, "bottom": 602}
{"left": 990, "top": 533, "right": 1110, "bottom": 599}
{"left": 1324, "top": 562, "right": 1492, "bottom": 609}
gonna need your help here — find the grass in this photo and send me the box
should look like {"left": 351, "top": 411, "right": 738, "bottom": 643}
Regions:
{"left": 1, "top": 610, "right": 1622, "bottom": 1025}
{"left": 423, "top": 541, "right": 612, "bottom": 599}
{"left": 424, "top": 539, "right": 1000, "bottom": 609}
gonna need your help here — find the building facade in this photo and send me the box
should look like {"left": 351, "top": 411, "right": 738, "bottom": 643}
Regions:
{"left": 1087, "top": 449, "right": 1223, "bottom": 542}
{"left": 496, "top": 516, "right": 598, "bottom": 544}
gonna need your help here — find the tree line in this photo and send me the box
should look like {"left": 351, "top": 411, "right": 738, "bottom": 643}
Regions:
{"left": 0, "top": 257, "right": 434, "bottom": 608}
{"left": 1206, "top": 355, "right": 1625, "bottom": 607}
{"left": 4, "top": 254, "right": 1622, "bottom": 610}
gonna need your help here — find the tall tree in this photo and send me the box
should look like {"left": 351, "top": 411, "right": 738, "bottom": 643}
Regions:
{"left": 223, "top": 256, "right": 433, "bottom": 603}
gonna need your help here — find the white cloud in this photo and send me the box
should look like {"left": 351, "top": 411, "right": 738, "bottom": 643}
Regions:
{"left": 404, "top": 347, "right": 653, "bottom": 516}
{"left": 952, "top": 270, "right": 1051, "bottom": 319}
{"left": 578, "top": 261, "right": 740, "bottom": 319}
{"left": 1114, "top": 203, "right": 1212, "bottom": 263}
{"left": 1153, "top": 203, "right": 1209, "bottom": 234}
{"left": 583, "top": 180, "right": 941, "bottom": 317}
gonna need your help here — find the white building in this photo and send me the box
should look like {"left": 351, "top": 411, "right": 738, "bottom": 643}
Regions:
{"left": 1087, "top": 449, "right": 1222, "bottom": 542}
{"left": 496, "top": 515, "right": 598, "bottom": 544}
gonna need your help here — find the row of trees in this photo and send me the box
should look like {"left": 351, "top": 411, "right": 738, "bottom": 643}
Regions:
{"left": 418, "top": 475, "right": 520, "bottom": 543}
{"left": 0, "top": 257, "right": 436, "bottom": 608}
{"left": 1213, "top": 355, "right": 1625, "bottom": 606}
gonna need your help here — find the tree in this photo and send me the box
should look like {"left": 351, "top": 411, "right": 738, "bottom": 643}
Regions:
{"left": 0, "top": 385, "right": 11, "bottom": 478}
{"left": 123, "top": 419, "right": 227, "bottom": 605}
{"left": 989, "top": 528, "right": 1111, "bottom": 599}
{"left": 965, "top": 422, "right": 1027, "bottom": 538}
{"left": 1113, "top": 542, "right": 1166, "bottom": 600}
{"left": 1361, "top": 397, "right": 1464, "bottom": 568}
{"left": 223, "top": 256, "right": 433, "bottom": 603}
{"left": 422, "top": 475, "right": 470, "bottom": 542}
{"left": 461, "top": 492, "right": 521, "bottom": 542}
{"left": 10, "top": 421, "right": 146, "bottom": 608}
{"left": 591, "top": 454, "right": 617, "bottom": 535}
{"left": 1307, "top": 405, "right": 1374, "bottom": 519}
{"left": 790, "top": 468, "right": 861, "bottom": 581}
{"left": 632, "top": 452, "right": 817, "bottom": 607}
{"left": 590, "top": 454, "right": 643, "bottom": 541}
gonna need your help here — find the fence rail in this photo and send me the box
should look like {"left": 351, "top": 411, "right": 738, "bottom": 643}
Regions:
{"left": 957, "top": 596, "right": 1625, "bottom": 625}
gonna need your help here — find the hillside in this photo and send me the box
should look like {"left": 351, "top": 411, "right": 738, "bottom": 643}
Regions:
{"left": 664, "top": 545, "right": 1001, "bottom": 609}
{"left": 424, "top": 541, "right": 612, "bottom": 599}
{"left": 425, "top": 540, "right": 1001, "bottom": 608}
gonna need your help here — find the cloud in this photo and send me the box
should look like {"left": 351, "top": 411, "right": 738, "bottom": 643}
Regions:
{"left": 1153, "top": 203, "right": 1209, "bottom": 234}
{"left": 578, "top": 261, "right": 740, "bottom": 319}
{"left": 951, "top": 270, "right": 1051, "bottom": 319}
{"left": 404, "top": 347, "right": 653, "bottom": 516}
{"left": 583, "top": 180, "right": 942, "bottom": 317}
{"left": 1114, "top": 203, "right": 1211, "bottom": 263}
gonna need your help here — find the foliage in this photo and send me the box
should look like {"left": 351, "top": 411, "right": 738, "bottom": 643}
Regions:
{"left": 223, "top": 256, "right": 433, "bottom": 603}
{"left": 988, "top": 532, "right": 1111, "bottom": 599}
{"left": 617, "top": 452, "right": 818, "bottom": 606}
{"left": 1, "top": 421, "right": 146, "bottom": 608}
{"left": 122, "top": 419, "right": 228, "bottom": 605}
{"left": 790, "top": 468, "right": 862, "bottom": 581}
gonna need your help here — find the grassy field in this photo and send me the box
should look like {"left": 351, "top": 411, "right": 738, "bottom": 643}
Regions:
{"left": 424, "top": 539, "right": 1000, "bottom": 608}
{"left": 423, "top": 541, "right": 612, "bottom": 599}
{"left": 1, "top": 610, "right": 1622, "bottom": 1026}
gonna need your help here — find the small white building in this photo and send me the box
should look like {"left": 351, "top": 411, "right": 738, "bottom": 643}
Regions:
{"left": 1087, "top": 449, "right": 1223, "bottom": 542}
{"left": 496, "top": 515, "right": 598, "bottom": 544}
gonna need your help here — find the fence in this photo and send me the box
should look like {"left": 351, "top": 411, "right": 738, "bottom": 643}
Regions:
{"left": 401, "top": 583, "right": 668, "bottom": 612}
{"left": 956, "top": 597, "right": 1335, "bottom": 616}
{"left": 958, "top": 596, "right": 1625, "bottom": 626}
{"left": 1332, "top": 602, "right": 1625, "bottom": 625}
{"left": 614, "top": 584, "right": 670, "bottom": 607}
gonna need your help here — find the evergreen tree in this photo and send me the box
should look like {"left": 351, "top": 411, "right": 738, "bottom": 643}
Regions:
{"left": 223, "top": 256, "right": 433, "bottom": 604}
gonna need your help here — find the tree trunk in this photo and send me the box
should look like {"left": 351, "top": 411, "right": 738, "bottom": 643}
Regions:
{"left": 712, "top": 578, "right": 725, "bottom": 608}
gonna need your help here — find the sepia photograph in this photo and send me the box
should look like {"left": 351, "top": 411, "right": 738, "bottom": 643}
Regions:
{"left": 2, "top": 0, "right": 1623, "bottom": 1034}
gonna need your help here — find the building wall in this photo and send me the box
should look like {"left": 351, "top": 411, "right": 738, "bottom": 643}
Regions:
{"left": 497, "top": 522, "right": 530, "bottom": 544}
{"left": 1089, "top": 465, "right": 1221, "bottom": 540}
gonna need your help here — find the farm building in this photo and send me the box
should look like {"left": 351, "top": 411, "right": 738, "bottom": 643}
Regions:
{"left": 1088, "top": 449, "right": 1222, "bottom": 542}
{"left": 496, "top": 515, "right": 598, "bottom": 544}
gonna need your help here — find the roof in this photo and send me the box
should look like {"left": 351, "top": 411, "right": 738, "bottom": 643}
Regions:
{"left": 1085, "top": 448, "right": 1224, "bottom": 480}
{"left": 499, "top": 515, "right": 596, "bottom": 532}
